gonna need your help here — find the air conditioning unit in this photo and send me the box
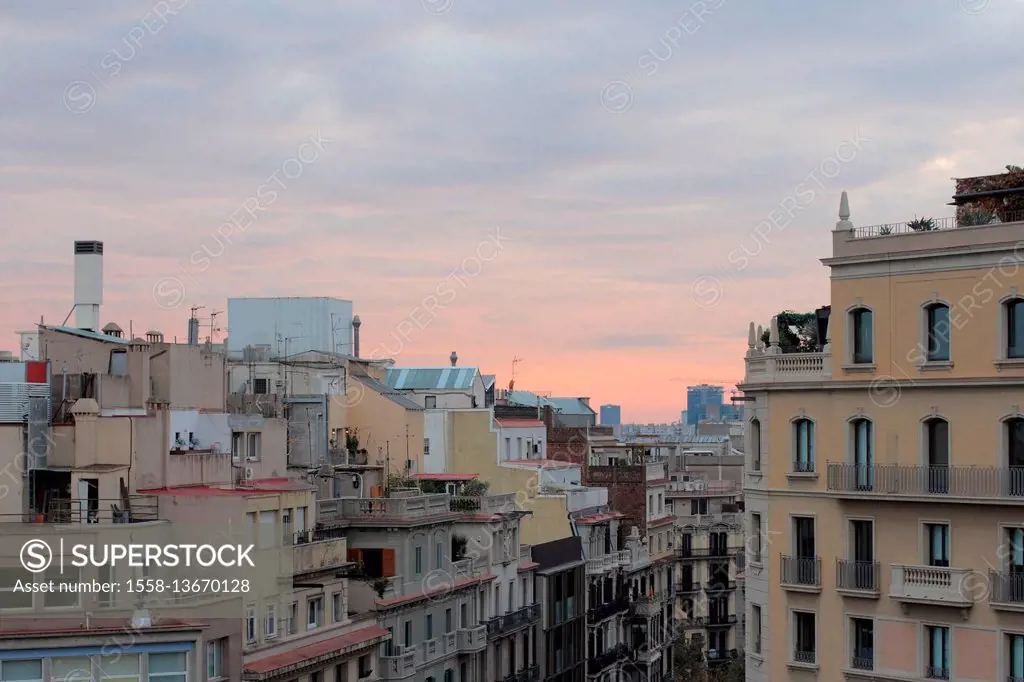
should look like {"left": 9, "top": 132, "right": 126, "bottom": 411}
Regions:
{"left": 240, "top": 467, "right": 255, "bottom": 483}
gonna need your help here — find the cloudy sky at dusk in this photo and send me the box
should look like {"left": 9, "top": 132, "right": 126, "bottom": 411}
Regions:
{"left": 2, "top": 0, "right": 1023, "bottom": 421}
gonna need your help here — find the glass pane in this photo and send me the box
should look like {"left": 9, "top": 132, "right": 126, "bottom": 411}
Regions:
{"left": 45, "top": 567, "right": 80, "bottom": 607}
{"left": 2, "top": 661, "right": 42, "bottom": 682}
{"left": 928, "top": 306, "right": 950, "bottom": 360}
{"left": 52, "top": 658, "right": 93, "bottom": 682}
{"left": 1011, "top": 302, "right": 1024, "bottom": 358}
{"left": 148, "top": 654, "right": 185, "bottom": 675}
{"left": 96, "top": 655, "right": 139, "bottom": 679}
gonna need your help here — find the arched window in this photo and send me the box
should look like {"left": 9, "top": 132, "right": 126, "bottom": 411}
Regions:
{"left": 1007, "top": 299, "right": 1024, "bottom": 358}
{"left": 850, "top": 308, "right": 874, "bottom": 364}
{"left": 925, "top": 303, "right": 951, "bottom": 362}
{"left": 793, "top": 418, "right": 815, "bottom": 473}
{"left": 851, "top": 418, "right": 874, "bottom": 490}
{"left": 923, "top": 417, "right": 949, "bottom": 494}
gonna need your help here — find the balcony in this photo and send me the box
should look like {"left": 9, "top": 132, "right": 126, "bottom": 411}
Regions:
{"left": 850, "top": 654, "right": 874, "bottom": 671}
{"left": 704, "top": 580, "right": 737, "bottom": 594}
{"left": 989, "top": 570, "right": 1024, "bottom": 611}
{"left": 676, "top": 582, "right": 701, "bottom": 595}
{"left": 587, "top": 597, "right": 628, "bottom": 624}
{"left": 744, "top": 346, "right": 829, "bottom": 386}
{"left": 629, "top": 593, "right": 664, "bottom": 618}
{"left": 826, "top": 464, "right": 1024, "bottom": 504}
{"left": 28, "top": 496, "right": 161, "bottom": 524}
{"left": 500, "top": 664, "right": 539, "bottom": 682}
{"left": 889, "top": 565, "right": 974, "bottom": 610}
{"left": 708, "top": 649, "right": 739, "bottom": 665}
{"left": 487, "top": 603, "right": 541, "bottom": 639}
{"left": 708, "top": 614, "right": 738, "bottom": 627}
{"left": 456, "top": 626, "right": 487, "bottom": 653}
{"left": 380, "top": 649, "right": 416, "bottom": 680}
{"left": 678, "top": 546, "right": 741, "bottom": 560}
{"left": 780, "top": 555, "right": 821, "bottom": 592}
{"left": 836, "top": 559, "right": 880, "bottom": 597}
{"left": 450, "top": 493, "right": 517, "bottom": 514}
{"left": 290, "top": 526, "right": 348, "bottom": 577}
{"left": 588, "top": 643, "right": 629, "bottom": 672}
{"left": 585, "top": 554, "right": 616, "bottom": 575}
{"left": 317, "top": 494, "right": 456, "bottom": 526}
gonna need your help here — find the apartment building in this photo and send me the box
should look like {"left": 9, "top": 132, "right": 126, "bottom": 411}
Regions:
{"left": 320, "top": 489, "right": 496, "bottom": 682}
{"left": 451, "top": 492, "right": 541, "bottom": 682}
{"left": 577, "top": 506, "right": 630, "bottom": 682}
{"left": 741, "top": 181, "right": 1024, "bottom": 682}
{"left": 532, "top": 537, "right": 587, "bottom": 682}
{"left": 668, "top": 477, "right": 744, "bottom": 669}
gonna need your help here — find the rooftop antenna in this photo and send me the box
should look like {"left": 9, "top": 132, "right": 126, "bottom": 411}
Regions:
{"left": 510, "top": 356, "right": 523, "bottom": 392}
{"left": 209, "top": 310, "right": 222, "bottom": 342}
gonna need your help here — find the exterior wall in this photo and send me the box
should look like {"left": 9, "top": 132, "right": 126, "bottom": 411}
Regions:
{"left": 496, "top": 424, "right": 546, "bottom": 462}
{"left": 0, "top": 424, "right": 25, "bottom": 517}
{"left": 152, "top": 345, "right": 226, "bottom": 410}
{"left": 423, "top": 410, "right": 449, "bottom": 473}
{"left": 346, "top": 382, "right": 423, "bottom": 475}
{"left": 226, "top": 297, "right": 354, "bottom": 358}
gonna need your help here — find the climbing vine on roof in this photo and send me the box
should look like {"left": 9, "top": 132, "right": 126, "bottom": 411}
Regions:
{"left": 759, "top": 310, "right": 819, "bottom": 352}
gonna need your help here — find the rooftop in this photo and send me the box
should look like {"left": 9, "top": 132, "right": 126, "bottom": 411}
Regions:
{"left": 495, "top": 418, "right": 545, "bottom": 428}
{"left": 385, "top": 366, "right": 480, "bottom": 391}
{"left": 504, "top": 390, "right": 594, "bottom": 415}
{"left": 139, "top": 478, "right": 311, "bottom": 496}
{"left": 351, "top": 373, "right": 423, "bottom": 410}
{"left": 243, "top": 624, "right": 389, "bottom": 677}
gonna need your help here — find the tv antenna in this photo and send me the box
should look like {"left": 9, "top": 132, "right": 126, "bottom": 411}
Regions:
{"left": 209, "top": 310, "right": 223, "bottom": 342}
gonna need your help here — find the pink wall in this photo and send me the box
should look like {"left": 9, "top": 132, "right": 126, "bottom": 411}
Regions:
{"left": 878, "top": 620, "right": 917, "bottom": 673}
{"left": 956, "top": 628, "right": 997, "bottom": 680}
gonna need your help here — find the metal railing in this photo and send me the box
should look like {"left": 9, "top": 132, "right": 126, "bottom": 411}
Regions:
{"left": 588, "top": 643, "right": 629, "bottom": 672}
{"left": 791, "top": 459, "right": 816, "bottom": 474}
{"left": 704, "top": 580, "right": 737, "bottom": 593}
{"left": 793, "top": 650, "right": 816, "bottom": 665}
{"left": 852, "top": 209, "right": 1024, "bottom": 239}
{"left": 487, "top": 603, "right": 540, "bottom": 638}
{"left": 500, "top": 664, "right": 539, "bottom": 682}
{"left": 989, "top": 570, "right": 1024, "bottom": 605}
{"left": 836, "top": 559, "right": 880, "bottom": 592}
{"left": 708, "top": 614, "right": 738, "bottom": 626}
{"left": 708, "top": 649, "right": 739, "bottom": 662}
{"left": 925, "top": 666, "right": 950, "bottom": 680}
{"left": 851, "top": 655, "right": 874, "bottom": 671}
{"left": 679, "top": 546, "right": 742, "bottom": 559}
{"left": 676, "top": 582, "right": 701, "bottom": 594}
{"left": 781, "top": 555, "right": 821, "bottom": 588}
{"left": 587, "top": 597, "right": 628, "bottom": 624}
{"left": 42, "top": 496, "right": 160, "bottom": 524}
{"left": 827, "top": 463, "right": 1024, "bottom": 499}
{"left": 293, "top": 525, "right": 347, "bottom": 544}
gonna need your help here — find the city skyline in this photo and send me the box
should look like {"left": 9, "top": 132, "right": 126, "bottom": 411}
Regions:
{"left": 3, "top": 1, "right": 1023, "bottom": 421}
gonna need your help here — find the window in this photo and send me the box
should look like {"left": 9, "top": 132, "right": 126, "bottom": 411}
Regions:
{"left": 310, "top": 672, "right": 322, "bottom": 682}
{"left": 148, "top": 653, "right": 186, "bottom": 682}
{"left": 333, "top": 591, "right": 345, "bottom": 622}
{"left": 852, "top": 418, "right": 874, "bottom": 490}
{"left": 109, "top": 349, "right": 128, "bottom": 376}
{"left": 0, "top": 567, "right": 33, "bottom": 608}
{"left": 1007, "top": 298, "right": 1024, "bottom": 358}
{"left": 97, "top": 654, "right": 139, "bottom": 682}
{"left": 924, "top": 418, "right": 950, "bottom": 494}
{"left": 358, "top": 655, "right": 373, "bottom": 679}
{"left": 207, "top": 637, "right": 226, "bottom": 680}
{"left": 925, "top": 524, "right": 950, "bottom": 567}
{"left": 426, "top": 614, "right": 433, "bottom": 640}
{"left": 749, "top": 513, "right": 762, "bottom": 563}
{"left": 50, "top": 658, "right": 90, "bottom": 682}
{"left": 436, "top": 541, "right": 443, "bottom": 569}
{"left": 404, "top": 620, "right": 413, "bottom": 647}
{"left": 1008, "top": 634, "right": 1024, "bottom": 682}
{"left": 254, "top": 378, "right": 268, "bottom": 394}
{"left": 1, "top": 660, "right": 42, "bottom": 682}
{"left": 925, "top": 625, "right": 950, "bottom": 679}
{"left": 750, "top": 419, "right": 761, "bottom": 471}
{"left": 1008, "top": 418, "right": 1024, "bottom": 496}
{"left": 443, "top": 670, "right": 454, "bottom": 682}
{"left": 289, "top": 601, "right": 299, "bottom": 634}
{"left": 424, "top": 438, "right": 431, "bottom": 456}
{"left": 308, "top": 596, "right": 323, "bottom": 629}
{"left": 265, "top": 604, "right": 277, "bottom": 638}
{"left": 925, "top": 303, "right": 950, "bottom": 362}
{"left": 793, "top": 611, "right": 816, "bottom": 664}
{"left": 851, "top": 618, "right": 874, "bottom": 670}
{"left": 751, "top": 605, "right": 762, "bottom": 654}
{"left": 690, "top": 498, "right": 708, "bottom": 515}
{"left": 446, "top": 607, "right": 453, "bottom": 633}
{"left": 246, "top": 432, "right": 261, "bottom": 461}
{"left": 246, "top": 603, "right": 257, "bottom": 642}
{"left": 43, "top": 566, "right": 79, "bottom": 607}
{"left": 852, "top": 308, "right": 873, "bottom": 364}
{"left": 425, "top": 395, "right": 437, "bottom": 409}
{"left": 793, "top": 418, "right": 815, "bottom": 473}
{"left": 231, "top": 432, "right": 243, "bottom": 461}
{"left": 415, "top": 546, "right": 423, "bottom": 575}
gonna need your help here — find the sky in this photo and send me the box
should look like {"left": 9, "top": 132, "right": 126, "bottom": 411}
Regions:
{"left": 2, "top": 0, "right": 1023, "bottom": 422}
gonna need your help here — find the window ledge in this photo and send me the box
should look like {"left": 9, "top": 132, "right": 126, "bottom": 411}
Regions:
{"left": 748, "top": 653, "right": 764, "bottom": 663}
{"left": 842, "top": 364, "right": 876, "bottom": 373}
{"left": 786, "top": 471, "right": 818, "bottom": 480}
{"left": 747, "top": 470, "right": 763, "bottom": 479}
{"left": 787, "top": 661, "right": 820, "bottom": 672}
{"left": 995, "top": 358, "right": 1024, "bottom": 370}
{"left": 917, "top": 360, "right": 953, "bottom": 371}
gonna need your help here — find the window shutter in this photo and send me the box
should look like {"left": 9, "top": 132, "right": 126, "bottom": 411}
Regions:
{"left": 382, "top": 549, "right": 397, "bottom": 577}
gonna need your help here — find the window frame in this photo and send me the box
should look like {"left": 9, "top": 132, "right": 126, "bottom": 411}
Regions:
{"left": 849, "top": 306, "right": 875, "bottom": 365}
{"left": 1004, "top": 296, "right": 1024, "bottom": 360}
{"left": 922, "top": 301, "right": 952, "bottom": 363}
{"left": 307, "top": 595, "right": 323, "bottom": 630}
{"left": 749, "top": 418, "right": 762, "bottom": 472}
{"left": 207, "top": 637, "right": 225, "bottom": 681}
{"left": 791, "top": 417, "right": 816, "bottom": 473}
{"left": 245, "top": 603, "right": 257, "bottom": 643}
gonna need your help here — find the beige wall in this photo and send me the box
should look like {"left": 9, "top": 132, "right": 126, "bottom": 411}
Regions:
{"left": 151, "top": 345, "right": 226, "bottom": 410}
{"left": 0, "top": 425, "right": 25, "bottom": 518}
{"left": 346, "top": 382, "right": 423, "bottom": 473}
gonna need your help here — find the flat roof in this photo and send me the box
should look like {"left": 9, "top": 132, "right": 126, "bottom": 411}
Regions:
{"left": 244, "top": 624, "right": 388, "bottom": 676}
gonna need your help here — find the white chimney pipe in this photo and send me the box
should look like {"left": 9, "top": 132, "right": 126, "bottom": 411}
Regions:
{"left": 74, "top": 241, "right": 103, "bottom": 332}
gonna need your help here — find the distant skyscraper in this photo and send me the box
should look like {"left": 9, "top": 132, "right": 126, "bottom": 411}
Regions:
{"left": 599, "top": 404, "right": 621, "bottom": 426}
{"left": 686, "top": 384, "right": 724, "bottom": 425}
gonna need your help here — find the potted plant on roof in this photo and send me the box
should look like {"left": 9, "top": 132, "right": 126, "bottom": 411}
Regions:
{"left": 907, "top": 216, "right": 936, "bottom": 232}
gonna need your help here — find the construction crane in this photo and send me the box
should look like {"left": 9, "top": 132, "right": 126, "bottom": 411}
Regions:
{"left": 509, "top": 356, "right": 523, "bottom": 391}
